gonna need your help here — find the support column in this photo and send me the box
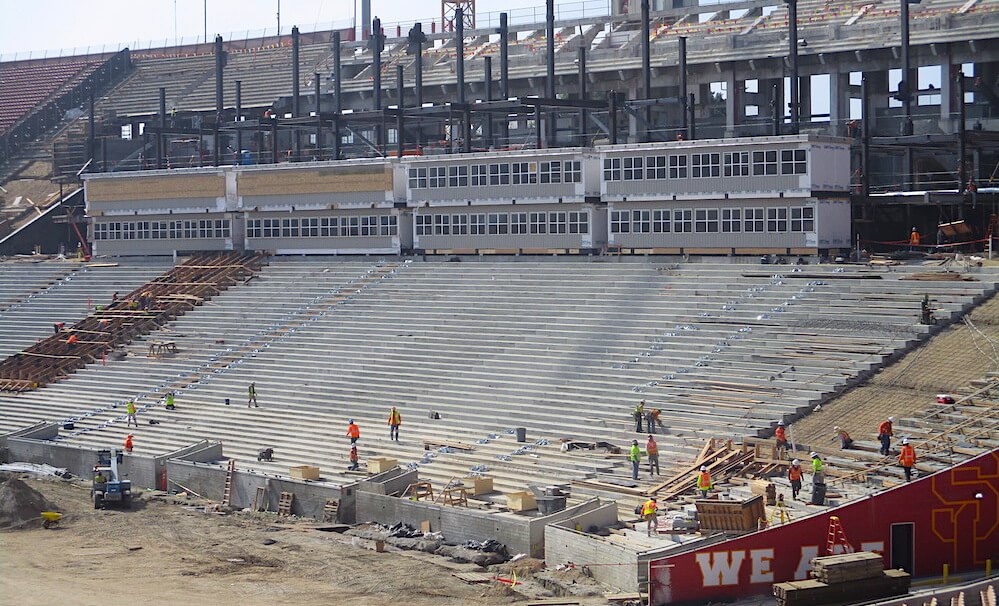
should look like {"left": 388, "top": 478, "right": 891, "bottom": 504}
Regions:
{"left": 799, "top": 75, "right": 811, "bottom": 125}
{"left": 725, "top": 68, "right": 740, "bottom": 138}
{"left": 828, "top": 67, "right": 849, "bottom": 133}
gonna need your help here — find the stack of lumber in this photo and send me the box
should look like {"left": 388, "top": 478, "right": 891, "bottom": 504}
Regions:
{"left": 773, "top": 552, "right": 910, "bottom": 606}
{"left": 696, "top": 495, "right": 765, "bottom": 532}
{"left": 810, "top": 552, "right": 884, "bottom": 584}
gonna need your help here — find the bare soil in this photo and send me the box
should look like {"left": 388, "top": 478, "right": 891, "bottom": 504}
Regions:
{"left": 0, "top": 476, "right": 607, "bottom": 606}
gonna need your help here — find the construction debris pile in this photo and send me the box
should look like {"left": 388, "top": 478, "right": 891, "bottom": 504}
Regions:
{"left": 0, "top": 473, "right": 57, "bottom": 530}
{"left": 773, "top": 552, "right": 911, "bottom": 606}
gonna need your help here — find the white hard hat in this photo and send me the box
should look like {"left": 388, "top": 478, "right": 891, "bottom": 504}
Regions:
{"left": 777, "top": 420, "right": 785, "bottom": 426}
{"left": 700, "top": 465, "right": 707, "bottom": 471}
{"left": 888, "top": 416, "right": 895, "bottom": 422}
{"left": 902, "top": 438, "right": 909, "bottom": 445}
{"left": 834, "top": 426, "right": 840, "bottom": 430}
{"left": 809, "top": 451, "right": 818, "bottom": 458}
{"left": 792, "top": 459, "right": 800, "bottom": 465}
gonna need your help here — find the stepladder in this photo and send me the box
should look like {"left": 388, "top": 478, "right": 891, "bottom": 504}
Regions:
{"left": 221, "top": 459, "right": 236, "bottom": 507}
{"left": 825, "top": 515, "right": 855, "bottom": 555}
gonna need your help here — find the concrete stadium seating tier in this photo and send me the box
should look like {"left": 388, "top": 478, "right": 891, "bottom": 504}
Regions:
{"left": 0, "top": 59, "right": 103, "bottom": 133}
{"left": 0, "top": 258, "right": 172, "bottom": 359}
{"left": 0, "top": 259, "right": 995, "bottom": 505}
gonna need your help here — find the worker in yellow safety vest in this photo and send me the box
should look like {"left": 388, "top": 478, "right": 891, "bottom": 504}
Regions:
{"left": 387, "top": 406, "right": 402, "bottom": 441}
{"left": 697, "top": 465, "right": 712, "bottom": 498}
{"left": 642, "top": 497, "right": 658, "bottom": 537}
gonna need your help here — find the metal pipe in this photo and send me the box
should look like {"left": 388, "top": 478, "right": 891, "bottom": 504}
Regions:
{"left": 315, "top": 73, "right": 323, "bottom": 161}
{"left": 157, "top": 87, "right": 166, "bottom": 169}
{"left": 235, "top": 80, "right": 242, "bottom": 161}
{"left": 688, "top": 92, "right": 696, "bottom": 140}
{"left": 456, "top": 8, "right": 465, "bottom": 105}
{"left": 679, "top": 37, "right": 688, "bottom": 138}
{"left": 578, "top": 46, "right": 588, "bottom": 145}
{"left": 546, "top": 0, "right": 556, "bottom": 144}
{"left": 484, "top": 56, "right": 494, "bottom": 149}
{"left": 900, "top": 0, "right": 913, "bottom": 136}
{"left": 88, "top": 92, "right": 95, "bottom": 163}
{"left": 372, "top": 16, "right": 383, "bottom": 152}
{"left": 333, "top": 30, "right": 342, "bottom": 160}
{"left": 641, "top": 0, "right": 651, "bottom": 142}
{"left": 771, "top": 81, "right": 782, "bottom": 136}
{"left": 413, "top": 24, "right": 424, "bottom": 108}
{"left": 271, "top": 120, "right": 278, "bottom": 164}
{"left": 397, "top": 64, "right": 405, "bottom": 158}
{"left": 608, "top": 91, "right": 618, "bottom": 145}
{"left": 787, "top": 0, "right": 799, "bottom": 134}
{"left": 291, "top": 26, "right": 301, "bottom": 161}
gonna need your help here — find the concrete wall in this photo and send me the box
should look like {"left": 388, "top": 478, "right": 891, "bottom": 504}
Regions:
{"left": 5, "top": 434, "right": 158, "bottom": 486}
{"left": 545, "top": 524, "right": 641, "bottom": 592}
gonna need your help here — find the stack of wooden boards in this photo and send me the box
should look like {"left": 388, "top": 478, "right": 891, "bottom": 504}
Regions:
{"left": 773, "top": 552, "right": 911, "bottom": 606}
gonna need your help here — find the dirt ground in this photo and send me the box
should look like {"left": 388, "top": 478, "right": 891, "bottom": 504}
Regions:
{"left": 0, "top": 476, "right": 607, "bottom": 606}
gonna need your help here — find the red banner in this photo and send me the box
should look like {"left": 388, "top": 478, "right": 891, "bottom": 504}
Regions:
{"left": 649, "top": 450, "right": 999, "bottom": 605}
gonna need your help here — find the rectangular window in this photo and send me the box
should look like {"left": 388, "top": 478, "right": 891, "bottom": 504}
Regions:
{"left": 512, "top": 162, "right": 537, "bottom": 185}
{"left": 610, "top": 210, "right": 630, "bottom": 234}
{"left": 429, "top": 166, "right": 447, "bottom": 188}
{"left": 94, "top": 223, "right": 108, "bottom": 240}
{"left": 320, "top": 217, "right": 338, "bottom": 237}
{"left": 632, "top": 209, "right": 651, "bottom": 233}
{"left": 623, "top": 156, "right": 644, "bottom": 180}
{"left": 790, "top": 206, "right": 814, "bottom": 232}
{"left": 470, "top": 213, "right": 486, "bottom": 235}
{"left": 408, "top": 167, "right": 427, "bottom": 189}
{"left": 216, "top": 219, "right": 230, "bottom": 238}
{"left": 781, "top": 149, "right": 807, "bottom": 175}
{"left": 488, "top": 213, "right": 509, "bottom": 235}
{"left": 347, "top": 216, "right": 360, "bottom": 237}
{"left": 380, "top": 215, "right": 398, "bottom": 236}
{"left": 168, "top": 221, "right": 183, "bottom": 239}
{"left": 489, "top": 163, "right": 510, "bottom": 185}
{"left": 724, "top": 151, "right": 750, "bottom": 177}
{"left": 568, "top": 211, "right": 589, "bottom": 234}
{"left": 753, "top": 150, "right": 778, "bottom": 175}
{"left": 260, "top": 219, "right": 279, "bottom": 238}
{"left": 767, "top": 207, "right": 788, "bottom": 232}
{"left": 540, "top": 161, "right": 562, "bottom": 184}
{"left": 448, "top": 164, "right": 469, "bottom": 187}
{"left": 563, "top": 161, "right": 582, "bottom": 183}
{"left": 302, "top": 217, "right": 320, "bottom": 237}
{"left": 433, "top": 214, "right": 450, "bottom": 236}
{"left": 744, "top": 207, "right": 765, "bottom": 232}
{"left": 673, "top": 209, "right": 692, "bottom": 233}
{"left": 603, "top": 157, "right": 622, "bottom": 181}
{"left": 695, "top": 208, "right": 719, "bottom": 233}
{"left": 669, "top": 154, "right": 688, "bottom": 179}
{"left": 281, "top": 218, "right": 300, "bottom": 238}
{"left": 721, "top": 208, "right": 742, "bottom": 233}
{"left": 359, "top": 216, "right": 377, "bottom": 237}
{"left": 529, "top": 212, "right": 547, "bottom": 234}
{"left": 653, "top": 209, "right": 671, "bottom": 233}
{"left": 415, "top": 215, "right": 432, "bottom": 236}
{"left": 691, "top": 153, "right": 720, "bottom": 178}
{"left": 137, "top": 221, "right": 150, "bottom": 240}
{"left": 471, "top": 164, "right": 488, "bottom": 187}
{"left": 548, "top": 212, "right": 567, "bottom": 234}
{"left": 645, "top": 155, "right": 667, "bottom": 180}
{"left": 510, "top": 212, "right": 528, "bottom": 234}
{"left": 451, "top": 214, "right": 468, "bottom": 236}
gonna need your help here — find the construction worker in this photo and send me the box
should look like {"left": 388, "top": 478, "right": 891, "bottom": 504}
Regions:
{"left": 346, "top": 419, "right": 361, "bottom": 445}
{"left": 774, "top": 420, "right": 789, "bottom": 455}
{"left": 898, "top": 438, "right": 917, "bottom": 482}
{"left": 348, "top": 445, "right": 359, "bottom": 471}
{"left": 810, "top": 451, "right": 824, "bottom": 485}
{"left": 641, "top": 497, "right": 658, "bottom": 537}
{"left": 633, "top": 400, "right": 645, "bottom": 433}
{"left": 125, "top": 400, "right": 137, "bottom": 427}
{"left": 165, "top": 392, "right": 176, "bottom": 410}
{"left": 788, "top": 459, "right": 803, "bottom": 500}
{"left": 387, "top": 406, "right": 401, "bottom": 441}
{"left": 93, "top": 470, "right": 107, "bottom": 485}
{"left": 909, "top": 227, "right": 921, "bottom": 251}
{"left": 878, "top": 417, "right": 894, "bottom": 455}
{"left": 650, "top": 407, "right": 663, "bottom": 432}
{"left": 628, "top": 439, "right": 641, "bottom": 480}
{"left": 124, "top": 434, "right": 134, "bottom": 454}
{"left": 247, "top": 382, "right": 258, "bottom": 408}
{"left": 646, "top": 434, "right": 660, "bottom": 476}
{"left": 696, "top": 465, "right": 712, "bottom": 498}
{"left": 644, "top": 407, "right": 656, "bottom": 434}
{"left": 833, "top": 426, "right": 853, "bottom": 449}
{"left": 66, "top": 333, "right": 79, "bottom": 347}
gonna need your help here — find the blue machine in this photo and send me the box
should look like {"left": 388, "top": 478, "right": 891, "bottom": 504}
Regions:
{"left": 92, "top": 449, "right": 132, "bottom": 509}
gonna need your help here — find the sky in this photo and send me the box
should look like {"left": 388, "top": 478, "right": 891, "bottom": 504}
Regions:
{"left": 0, "top": 0, "right": 564, "bottom": 59}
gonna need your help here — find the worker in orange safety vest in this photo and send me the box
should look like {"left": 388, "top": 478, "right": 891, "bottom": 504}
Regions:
{"left": 346, "top": 419, "right": 360, "bottom": 444}
{"left": 646, "top": 435, "right": 660, "bottom": 476}
{"left": 774, "top": 420, "right": 789, "bottom": 456}
{"left": 787, "top": 459, "right": 803, "bottom": 500}
{"left": 124, "top": 434, "right": 134, "bottom": 453}
{"left": 697, "top": 465, "right": 712, "bottom": 498}
{"left": 898, "top": 438, "right": 917, "bottom": 482}
{"left": 878, "top": 417, "right": 894, "bottom": 455}
{"left": 387, "top": 406, "right": 402, "bottom": 441}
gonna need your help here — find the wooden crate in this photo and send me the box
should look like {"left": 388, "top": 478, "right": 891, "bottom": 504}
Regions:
{"left": 506, "top": 491, "right": 537, "bottom": 512}
{"left": 810, "top": 552, "right": 884, "bottom": 584}
{"left": 368, "top": 457, "right": 397, "bottom": 474}
{"left": 289, "top": 465, "right": 320, "bottom": 481}
{"left": 696, "top": 495, "right": 765, "bottom": 531}
{"left": 470, "top": 477, "right": 494, "bottom": 496}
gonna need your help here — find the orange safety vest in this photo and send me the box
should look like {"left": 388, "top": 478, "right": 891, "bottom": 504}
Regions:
{"left": 899, "top": 445, "right": 916, "bottom": 467}
{"left": 642, "top": 499, "right": 657, "bottom": 516}
{"left": 909, "top": 231, "right": 920, "bottom": 245}
{"left": 775, "top": 426, "right": 787, "bottom": 441}
{"left": 124, "top": 436, "right": 133, "bottom": 450}
{"left": 697, "top": 471, "right": 712, "bottom": 490}
{"left": 346, "top": 424, "right": 360, "bottom": 438}
{"left": 349, "top": 448, "right": 358, "bottom": 462}
{"left": 646, "top": 440, "right": 658, "bottom": 456}
{"left": 788, "top": 465, "right": 803, "bottom": 481}
{"left": 878, "top": 421, "right": 893, "bottom": 437}
{"left": 388, "top": 409, "right": 401, "bottom": 426}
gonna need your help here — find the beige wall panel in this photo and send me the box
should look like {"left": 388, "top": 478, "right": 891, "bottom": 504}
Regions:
{"left": 238, "top": 166, "right": 392, "bottom": 196}
{"left": 88, "top": 175, "right": 224, "bottom": 202}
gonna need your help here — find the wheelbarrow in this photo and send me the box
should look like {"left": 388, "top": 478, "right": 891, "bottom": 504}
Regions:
{"left": 41, "top": 511, "right": 63, "bottom": 529}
